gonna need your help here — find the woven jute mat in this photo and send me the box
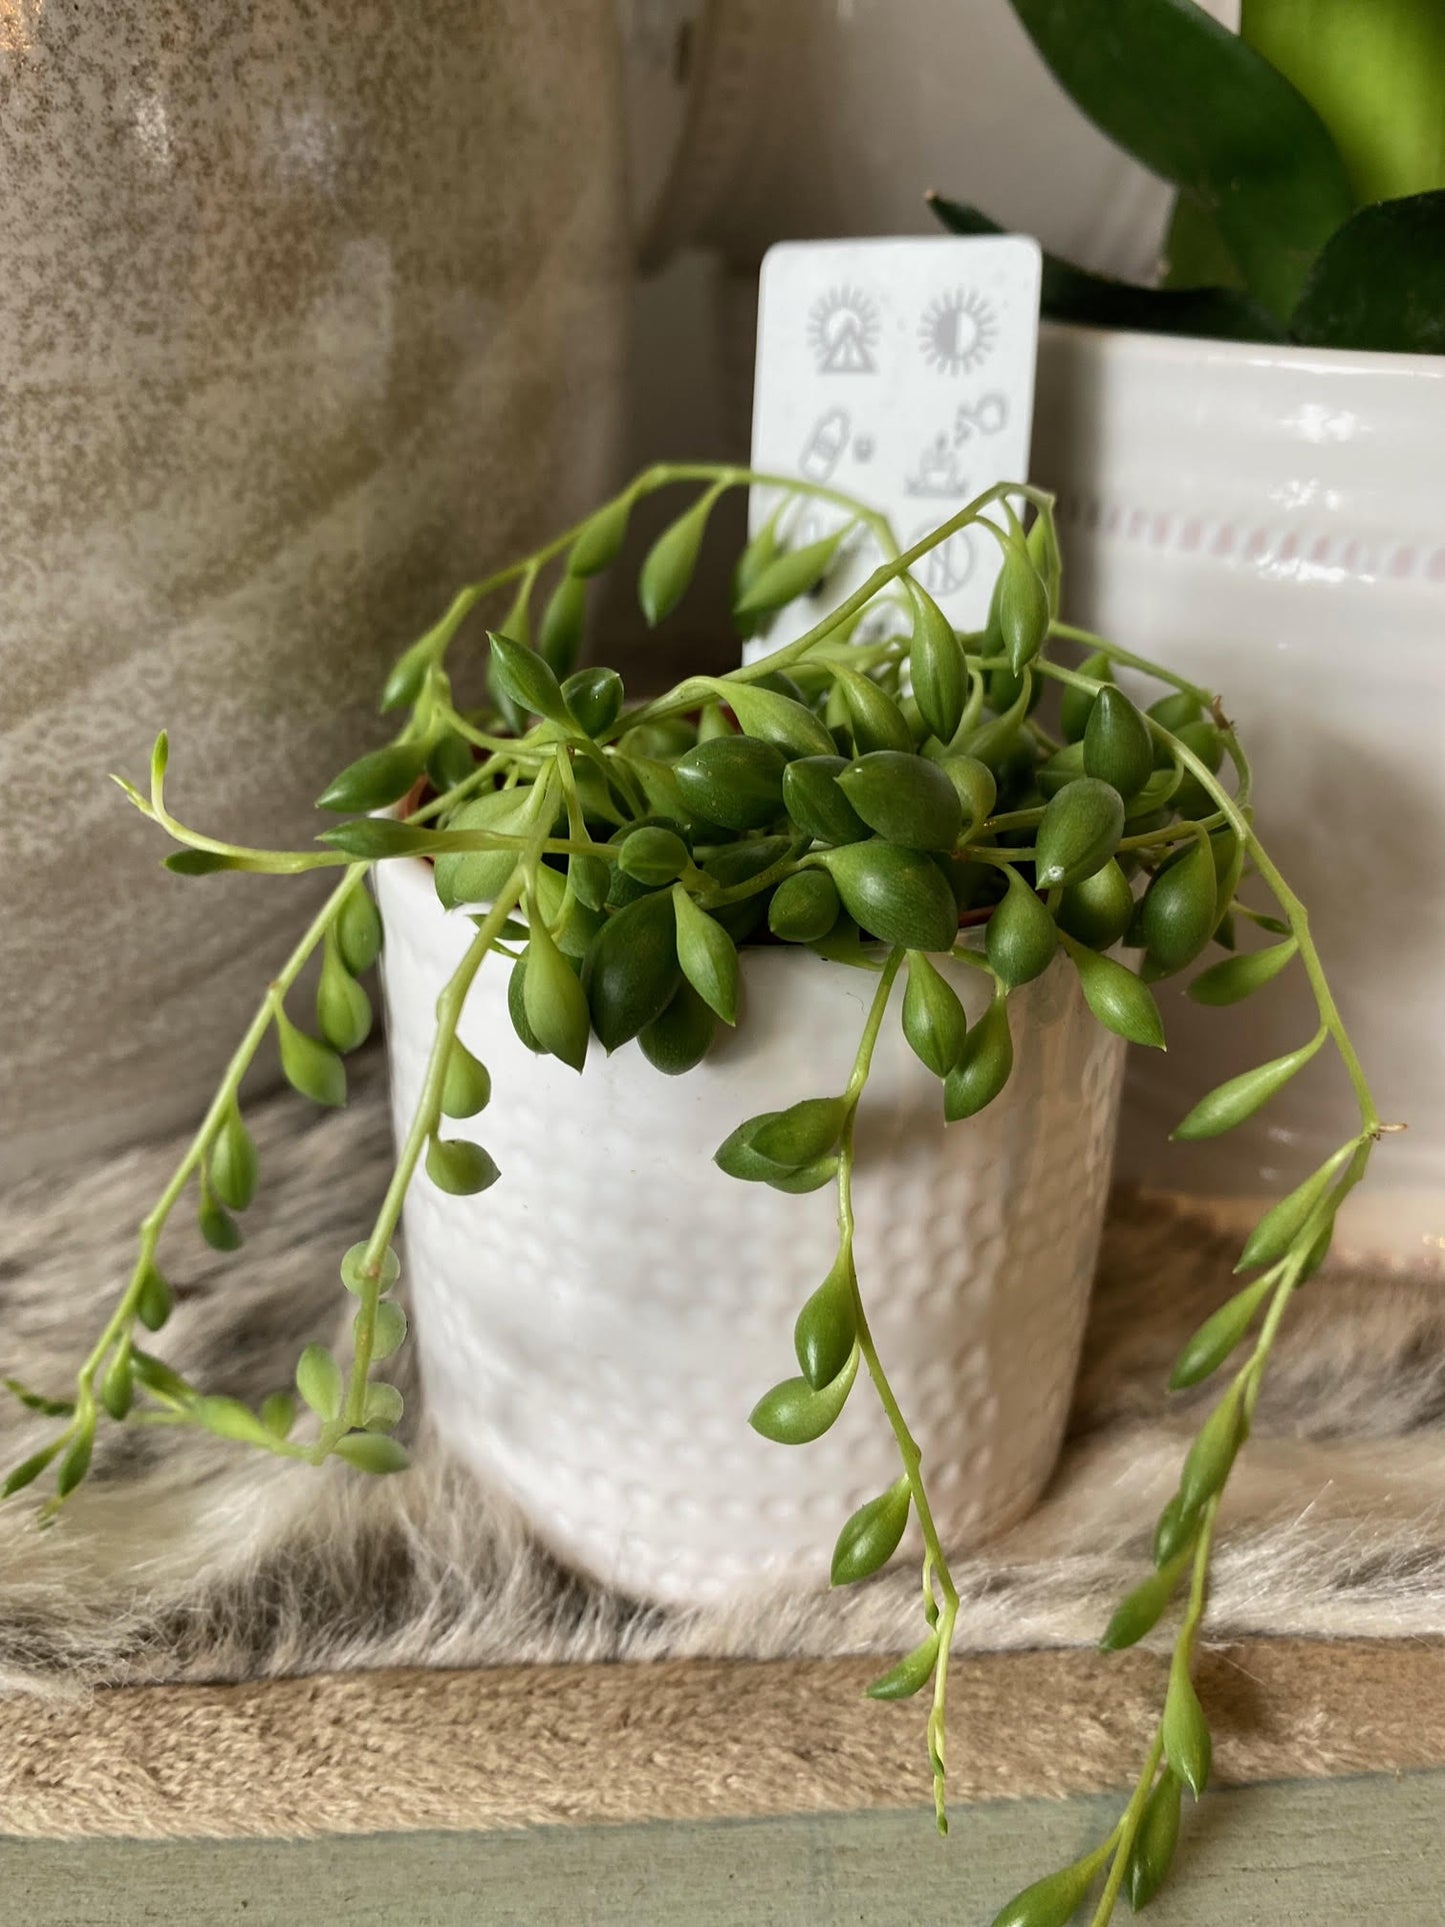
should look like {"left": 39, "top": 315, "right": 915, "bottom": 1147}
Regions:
{"left": 2, "top": 1639, "right": 1443, "bottom": 1839}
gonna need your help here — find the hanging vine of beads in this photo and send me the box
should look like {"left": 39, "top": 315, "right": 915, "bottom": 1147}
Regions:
{"left": 4, "top": 465, "right": 1384, "bottom": 1926}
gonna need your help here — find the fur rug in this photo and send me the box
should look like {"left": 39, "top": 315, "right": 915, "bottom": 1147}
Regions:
{"left": 3, "top": 1052, "right": 1444, "bottom": 1697}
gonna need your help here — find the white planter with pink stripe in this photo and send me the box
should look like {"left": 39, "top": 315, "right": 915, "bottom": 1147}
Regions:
{"left": 1032, "top": 323, "right": 1445, "bottom": 1273}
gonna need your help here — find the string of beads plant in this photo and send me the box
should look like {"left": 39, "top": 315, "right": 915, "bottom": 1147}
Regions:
{"left": 4, "top": 464, "right": 1383, "bottom": 1925}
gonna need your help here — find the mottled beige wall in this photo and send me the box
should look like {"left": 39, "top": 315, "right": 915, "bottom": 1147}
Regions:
{"left": 0, "top": 0, "right": 630, "bottom": 1176}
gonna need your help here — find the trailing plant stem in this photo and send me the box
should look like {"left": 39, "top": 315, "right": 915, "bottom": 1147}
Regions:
{"left": 838, "top": 950, "right": 962, "bottom": 1831}
{"left": 71, "top": 865, "right": 375, "bottom": 1457}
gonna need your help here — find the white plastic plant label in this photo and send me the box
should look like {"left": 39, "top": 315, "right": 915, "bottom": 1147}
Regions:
{"left": 745, "top": 235, "right": 1043, "bottom": 659}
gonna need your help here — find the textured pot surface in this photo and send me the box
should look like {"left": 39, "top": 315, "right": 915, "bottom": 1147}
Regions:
{"left": 1033, "top": 323, "right": 1445, "bottom": 1272}
{"left": 377, "top": 854, "right": 1125, "bottom": 1607}
{"left": 0, "top": 0, "right": 628, "bottom": 1179}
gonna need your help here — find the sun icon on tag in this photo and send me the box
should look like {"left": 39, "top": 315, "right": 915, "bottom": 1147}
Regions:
{"left": 918, "top": 288, "right": 998, "bottom": 375}
{"left": 807, "top": 287, "right": 881, "bottom": 374}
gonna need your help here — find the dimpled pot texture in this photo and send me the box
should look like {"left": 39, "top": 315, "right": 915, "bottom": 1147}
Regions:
{"left": 0, "top": 1, "right": 628, "bottom": 1180}
{"left": 376, "top": 853, "right": 1126, "bottom": 1608}
{"left": 1032, "top": 324, "right": 1445, "bottom": 1272}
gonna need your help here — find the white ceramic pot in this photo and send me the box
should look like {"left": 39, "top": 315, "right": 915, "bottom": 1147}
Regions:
{"left": 376, "top": 853, "right": 1125, "bottom": 1606}
{"left": 1031, "top": 324, "right": 1445, "bottom": 1272}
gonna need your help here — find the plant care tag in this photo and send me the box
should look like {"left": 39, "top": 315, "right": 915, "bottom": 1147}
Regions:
{"left": 745, "top": 235, "right": 1042, "bottom": 659}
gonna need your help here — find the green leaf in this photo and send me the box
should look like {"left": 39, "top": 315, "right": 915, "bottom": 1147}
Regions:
{"left": 1034, "top": 777, "right": 1125, "bottom": 889}
{"left": 943, "top": 994, "right": 1013, "bottom": 1121}
{"left": 782, "top": 755, "right": 870, "bottom": 847}
{"left": 4, "top": 1379, "right": 75, "bottom": 1419}
{"left": 431, "top": 789, "right": 534, "bottom": 910}
{"left": 584, "top": 890, "right": 681, "bottom": 1052}
{"left": 673, "top": 735, "right": 788, "bottom": 832}
{"left": 1025, "top": 508, "right": 1062, "bottom": 617}
{"left": 1099, "top": 1554, "right": 1186, "bottom": 1652}
{"left": 261, "top": 1392, "right": 297, "bottom": 1439}
{"left": 618, "top": 826, "right": 689, "bottom": 887}
{"left": 866, "top": 1632, "right": 940, "bottom": 1702}
{"left": 929, "top": 193, "right": 1285, "bottom": 341}
{"left": 902, "top": 952, "right": 969, "bottom": 1078}
{"left": 794, "top": 1249, "right": 859, "bottom": 1391}
{"left": 1188, "top": 938, "right": 1298, "bottom": 1006}
{"left": 639, "top": 979, "right": 718, "bottom": 1076}
{"left": 749, "top": 1350, "right": 859, "bottom": 1445}
{"left": 750, "top": 1097, "right": 847, "bottom": 1168}
{"left": 149, "top": 728, "right": 170, "bottom": 806}
{"left": 724, "top": 682, "right": 837, "bottom": 760}
{"left": 198, "top": 1194, "right": 243, "bottom": 1253}
{"left": 733, "top": 529, "right": 846, "bottom": 618}
{"left": 332, "top": 1433, "right": 412, "bottom": 1474}
{"left": 163, "top": 849, "right": 250, "bottom": 876}
{"left": 672, "top": 888, "right": 740, "bottom": 1027}
{"left": 1178, "top": 1381, "right": 1246, "bottom": 1515}
{"left": 1169, "top": 1274, "right": 1275, "bottom": 1390}
{"left": 768, "top": 870, "right": 842, "bottom": 944}
{"left": 1127, "top": 1768, "right": 1183, "bottom": 1910}
{"left": 133, "top": 1263, "right": 173, "bottom": 1332}
{"left": 130, "top": 1353, "right": 193, "bottom": 1412}
{"left": 986, "top": 870, "right": 1057, "bottom": 989}
{"left": 441, "top": 1041, "right": 492, "bottom": 1119}
{"left": 316, "top": 742, "right": 428, "bottom": 814}
{"left": 1172, "top": 1030, "right": 1325, "bottom": 1140}
{"left": 425, "top": 1135, "right": 501, "bottom": 1196}
{"left": 488, "top": 631, "right": 572, "bottom": 726}
{"left": 835, "top": 668, "right": 913, "bottom": 755}
{"left": 537, "top": 572, "right": 587, "bottom": 679}
{"left": 837, "top": 752, "right": 963, "bottom": 852}
{"left": 336, "top": 886, "right": 384, "bottom": 975}
{"left": 370, "top": 1300, "right": 409, "bottom": 1362}
{"left": 55, "top": 1423, "right": 94, "bottom": 1499}
{"left": 277, "top": 1013, "right": 347, "bottom": 1108}
{"left": 731, "top": 509, "right": 781, "bottom": 610}
{"left": 1002, "top": 0, "right": 1355, "bottom": 320}
{"left": 1142, "top": 838, "right": 1218, "bottom": 975}
{"left": 296, "top": 1344, "right": 343, "bottom": 1421}
{"left": 523, "top": 916, "right": 590, "bottom": 1072}
{"left": 317, "top": 818, "right": 439, "bottom": 860}
{"left": 317, "top": 941, "right": 373, "bottom": 1054}
{"left": 1152, "top": 1492, "right": 1197, "bottom": 1569}
{"left": 994, "top": 538, "right": 1050, "bottom": 675}
{"left": 1058, "top": 651, "right": 1116, "bottom": 744}
{"left": 339, "top": 1243, "right": 401, "bottom": 1296}
{"left": 1064, "top": 938, "right": 1166, "bottom": 1048}
{"left": 193, "top": 1395, "right": 278, "bottom": 1448}
{"left": 1291, "top": 190, "right": 1445, "bottom": 354}
{"left": 1162, "top": 1660, "right": 1212, "bottom": 1796}
{"left": 822, "top": 841, "right": 960, "bottom": 952}
{"left": 567, "top": 495, "right": 632, "bottom": 578}
{"left": 561, "top": 665, "right": 625, "bottom": 740}
{"left": 380, "top": 632, "right": 439, "bottom": 713}
{"left": 830, "top": 1477, "right": 911, "bottom": 1585}
{"left": 3, "top": 1438, "right": 65, "bottom": 1498}
{"left": 1083, "top": 685, "right": 1153, "bottom": 800}
{"left": 908, "top": 585, "right": 967, "bottom": 744}
{"left": 988, "top": 1852, "right": 1104, "bottom": 1927}
{"left": 937, "top": 753, "right": 997, "bottom": 832}
{"left": 1057, "top": 860, "right": 1135, "bottom": 951}
{"left": 639, "top": 491, "right": 716, "bottom": 625}
{"left": 426, "top": 730, "right": 476, "bottom": 797}
{"left": 362, "top": 1382, "right": 405, "bottom": 1432}
{"left": 1236, "top": 1139, "right": 1356, "bottom": 1272}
